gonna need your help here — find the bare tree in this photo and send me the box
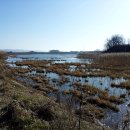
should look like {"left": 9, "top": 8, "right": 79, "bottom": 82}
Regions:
{"left": 105, "top": 34, "right": 125, "bottom": 50}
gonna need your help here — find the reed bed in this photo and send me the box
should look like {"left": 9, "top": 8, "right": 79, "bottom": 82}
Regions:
{"left": 96, "top": 53, "right": 130, "bottom": 67}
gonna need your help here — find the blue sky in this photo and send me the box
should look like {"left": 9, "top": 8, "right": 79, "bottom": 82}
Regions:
{"left": 0, "top": 0, "right": 130, "bottom": 51}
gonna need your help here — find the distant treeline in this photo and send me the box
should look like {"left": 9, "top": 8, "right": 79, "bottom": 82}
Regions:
{"left": 104, "top": 35, "right": 130, "bottom": 53}
{"left": 7, "top": 51, "right": 79, "bottom": 55}
{"left": 105, "top": 44, "right": 130, "bottom": 52}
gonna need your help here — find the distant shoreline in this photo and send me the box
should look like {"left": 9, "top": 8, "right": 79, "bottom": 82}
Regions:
{"left": 7, "top": 51, "right": 80, "bottom": 55}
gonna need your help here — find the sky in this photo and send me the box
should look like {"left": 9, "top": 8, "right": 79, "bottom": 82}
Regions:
{"left": 0, "top": 0, "right": 130, "bottom": 52}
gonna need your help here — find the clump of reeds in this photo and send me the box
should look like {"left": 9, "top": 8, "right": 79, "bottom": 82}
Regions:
{"left": 87, "top": 98, "right": 119, "bottom": 112}
{"left": 12, "top": 68, "right": 30, "bottom": 74}
{"left": 98, "top": 93, "right": 124, "bottom": 104}
{"left": 15, "top": 60, "right": 51, "bottom": 68}
{"left": 75, "top": 104, "right": 104, "bottom": 119}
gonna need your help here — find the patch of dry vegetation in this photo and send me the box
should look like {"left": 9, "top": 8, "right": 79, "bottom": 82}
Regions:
{"left": 16, "top": 60, "right": 51, "bottom": 68}
{"left": 96, "top": 53, "right": 130, "bottom": 68}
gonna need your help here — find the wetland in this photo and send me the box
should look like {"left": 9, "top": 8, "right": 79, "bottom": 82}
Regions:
{"left": 4, "top": 52, "right": 130, "bottom": 130}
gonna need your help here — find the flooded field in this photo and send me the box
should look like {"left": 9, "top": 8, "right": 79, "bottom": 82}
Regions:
{"left": 7, "top": 53, "right": 91, "bottom": 63}
{"left": 6, "top": 53, "right": 130, "bottom": 130}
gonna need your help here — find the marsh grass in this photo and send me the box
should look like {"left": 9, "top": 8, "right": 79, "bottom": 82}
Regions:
{"left": 16, "top": 60, "right": 51, "bottom": 68}
{"left": 87, "top": 98, "right": 119, "bottom": 112}
{"left": 96, "top": 53, "right": 130, "bottom": 67}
